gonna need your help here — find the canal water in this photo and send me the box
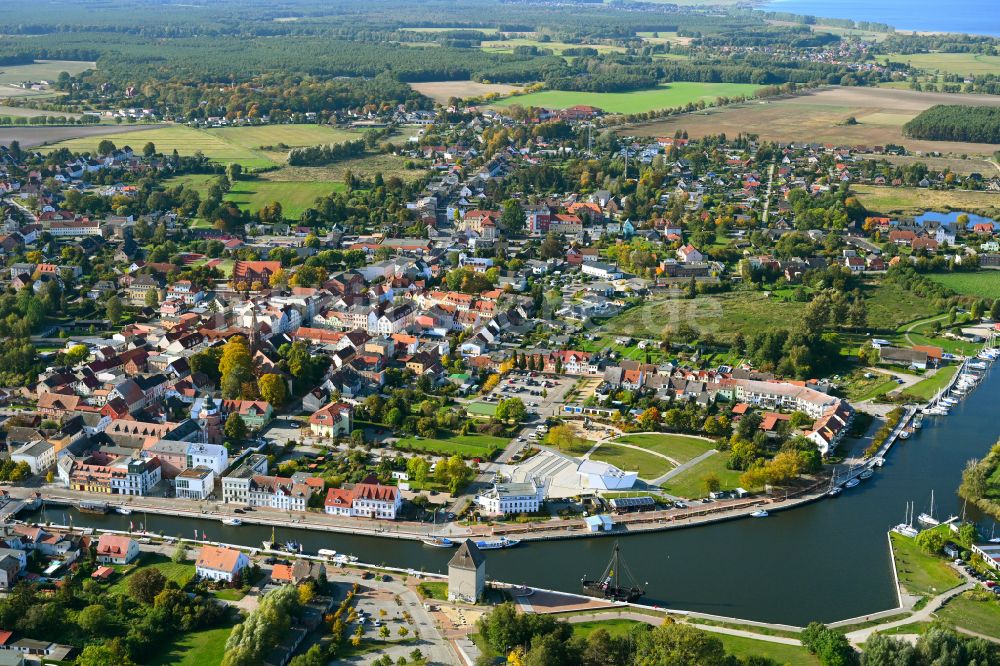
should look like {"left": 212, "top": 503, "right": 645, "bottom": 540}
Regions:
{"left": 24, "top": 368, "right": 1000, "bottom": 625}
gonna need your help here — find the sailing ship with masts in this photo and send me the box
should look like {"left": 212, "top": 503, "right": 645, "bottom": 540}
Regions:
{"left": 581, "top": 542, "right": 645, "bottom": 603}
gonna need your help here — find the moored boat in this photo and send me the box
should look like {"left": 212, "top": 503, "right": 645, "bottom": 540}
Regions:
{"left": 116, "top": 506, "right": 133, "bottom": 515}
{"left": 422, "top": 537, "right": 456, "bottom": 548}
{"left": 581, "top": 542, "right": 645, "bottom": 603}
{"left": 859, "top": 469, "right": 874, "bottom": 480}
{"left": 845, "top": 478, "right": 860, "bottom": 489}
{"left": 222, "top": 517, "right": 242, "bottom": 526}
{"left": 750, "top": 509, "right": 769, "bottom": 518}
{"left": 898, "top": 430, "right": 910, "bottom": 440}
{"left": 79, "top": 501, "right": 110, "bottom": 514}
{"left": 475, "top": 537, "right": 520, "bottom": 550}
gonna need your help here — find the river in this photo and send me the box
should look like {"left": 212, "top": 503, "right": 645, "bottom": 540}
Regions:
{"left": 23, "top": 367, "right": 1000, "bottom": 625}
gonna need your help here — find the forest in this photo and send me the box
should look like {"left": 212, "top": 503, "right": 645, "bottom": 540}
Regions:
{"left": 903, "top": 105, "right": 1000, "bottom": 144}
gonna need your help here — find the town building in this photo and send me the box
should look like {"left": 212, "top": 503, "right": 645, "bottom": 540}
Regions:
{"left": 195, "top": 545, "right": 250, "bottom": 582}
{"left": 475, "top": 481, "right": 543, "bottom": 515}
{"left": 448, "top": 539, "right": 486, "bottom": 603}
{"left": 95, "top": 535, "right": 139, "bottom": 565}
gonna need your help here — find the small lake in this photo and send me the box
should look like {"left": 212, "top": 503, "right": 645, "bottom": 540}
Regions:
{"left": 757, "top": 0, "right": 1000, "bottom": 37}
{"left": 915, "top": 211, "right": 997, "bottom": 229}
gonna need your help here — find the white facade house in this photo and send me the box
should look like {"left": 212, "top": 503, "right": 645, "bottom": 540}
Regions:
{"left": 175, "top": 466, "right": 216, "bottom": 500}
{"left": 476, "top": 481, "right": 543, "bottom": 515}
{"left": 186, "top": 443, "right": 229, "bottom": 475}
{"left": 576, "top": 460, "right": 638, "bottom": 491}
{"left": 11, "top": 440, "right": 56, "bottom": 475}
{"left": 581, "top": 262, "right": 623, "bottom": 280}
{"left": 196, "top": 545, "right": 250, "bottom": 582}
{"left": 95, "top": 535, "right": 139, "bottom": 565}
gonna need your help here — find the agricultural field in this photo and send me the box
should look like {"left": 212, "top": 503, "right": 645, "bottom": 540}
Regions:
{"left": 0, "top": 104, "right": 83, "bottom": 119}
{"left": 852, "top": 185, "right": 1000, "bottom": 216}
{"left": 494, "top": 82, "right": 760, "bottom": 115}
{"left": 410, "top": 80, "right": 524, "bottom": 104}
{"left": 42, "top": 125, "right": 275, "bottom": 168}
{"left": 636, "top": 31, "right": 693, "bottom": 46}
{"left": 877, "top": 154, "right": 999, "bottom": 177}
{"left": 169, "top": 172, "right": 346, "bottom": 218}
{"left": 204, "top": 124, "right": 363, "bottom": 162}
{"left": 400, "top": 27, "right": 501, "bottom": 35}
{"left": 0, "top": 123, "right": 157, "bottom": 148}
{"left": 659, "top": 451, "right": 743, "bottom": 498}
{"left": 624, "top": 86, "right": 1000, "bottom": 156}
{"left": 882, "top": 52, "right": 1000, "bottom": 76}
{"left": 927, "top": 271, "right": 1000, "bottom": 299}
{"left": 598, "top": 290, "right": 806, "bottom": 343}
{"left": 481, "top": 37, "right": 626, "bottom": 55}
{"left": 612, "top": 433, "right": 715, "bottom": 464}
{"left": 0, "top": 59, "right": 95, "bottom": 99}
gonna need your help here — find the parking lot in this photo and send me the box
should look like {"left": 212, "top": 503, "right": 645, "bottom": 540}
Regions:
{"left": 479, "top": 371, "right": 577, "bottom": 418}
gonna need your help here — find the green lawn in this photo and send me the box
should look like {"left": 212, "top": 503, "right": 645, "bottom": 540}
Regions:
{"left": 935, "top": 592, "right": 1000, "bottom": 639}
{"left": 589, "top": 444, "right": 674, "bottom": 479}
{"left": 900, "top": 365, "right": 958, "bottom": 401}
{"left": 167, "top": 172, "right": 345, "bottom": 219}
{"left": 598, "top": 291, "right": 806, "bottom": 343}
{"left": 494, "top": 82, "right": 760, "bottom": 115}
{"left": 107, "top": 554, "right": 195, "bottom": 595}
{"left": 660, "top": 451, "right": 743, "bottom": 498}
{"left": 416, "top": 581, "right": 448, "bottom": 600}
{"left": 714, "top": 633, "right": 819, "bottom": 666}
{"left": 204, "top": 124, "right": 362, "bottom": 162}
{"left": 889, "top": 531, "right": 963, "bottom": 598}
{"left": 148, "top": 622, "right": 235, "bottom": 666}
{"left": 465, "top": 401, "right": 498, "bottom": 417}
{"left": 213, "top": 587, "right": 248, "bottom": 601}
{"left": 569, "top": 619, "right": 817, "bottom": 664}
{"left": 613, "top": 434, "right": 715, "bottom": 464}
{"left": 396, "top": 433, "right": 508, "bottom": 458}
{"left": 571, "top": 618, "right": 647, "bottom": 638}
{"left": 928, "top": 271, "right": 1000, "bottom": 300}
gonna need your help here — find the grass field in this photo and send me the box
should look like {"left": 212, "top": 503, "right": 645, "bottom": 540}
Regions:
{"left": 168, "top": 170, "right": 347, "bottom": 218}
{"left": 108, "top": 553, "right": 196, "bottom": 595}
{"left": 570, "top": 618, "right": 646, "bottom": 638}
{"left": 841, "top": 370, "right": 899, "bottom": 402}
{"left": 865, "top": 281, "right": 942, "bottom": 331}
{"left": 936, "top": 592, "right": 1000, "bottom": 639}
{"left": 0, "top": 104, "right": 83, "bottom": 119}
{"left": 660, "top": 451, "right": 743, "bottom": 498}
{"left": 494, "top": 83, "right": 759, "bottom": 115}
{"left": 714, "top": 633, "right": 818, "bottom": 666}
{"left": 878, "top": 154, "right": 998, "bottom": 176}
{"left": 589, "top": 444, "right": 673, "bottom": 479}
{"left": 901, "top": 365, "right": 959, "bottom": 401}
{"left": 598, "top": 290, "right": 806, "bottom": 343}
{"left": 624, "top": 86, "right": 1000, "bottom": 156}
{"left": 928, "top": 271, "right": 1000, "bottom": 299}
{"left": 636, "top": 31, "right": 694, "bottom": 46}
{"left": 396, "top": 433, "right": 508, "bottom": 458}
{"left": 889, "top": 531, "right": 963, "bottom": 598}
{"left": 465, "top": 401, "right": 498, "bottom": 417}
{"left": 205, "top": 124, "right": 363, "bottom": 162}
{"left": 853, "top": 185, "right": 1000, "bottom": 216}
{"left": 149, "top": 622, "right": 234, "bottom": 666}
{"left": 612, "top": 434, "right": 715, "bottom": 464}
{"left": 416, "top": 581, "right": 449, "bottom": 600}
{"left": 884, "top": 53, "right": 1000, "bottom": 76}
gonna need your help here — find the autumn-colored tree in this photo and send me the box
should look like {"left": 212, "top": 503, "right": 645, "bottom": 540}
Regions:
{"left": 258, "top": 373, "right": 287, "bottom": 408}
{"left": 219, "top": 336, "right": 253, "bottom": 399}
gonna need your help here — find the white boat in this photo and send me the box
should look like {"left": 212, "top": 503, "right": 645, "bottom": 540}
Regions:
{"left": 750, "top": 510, "right": 769, "bottom": 518}
{"left": 116, "top": 507, "right": 133, "bottom": 515}
{"left": 828, "top": 486, "right": 842, "bottom": 497}
{"left": 422, "top": 537, "right": 456, "bottom": 548}
{"left": 475, "top": 537, "right": 521, "bottom": 550}
{"left": 917, "top": 490, "right": 939, "bottom": 526}
{"left": 222, "top": 517, "right": 242, "bottom": 526}
{"left": 859, "top": 469, "right": 874, "bottom": 480}
{"left": 263, "top": 526, "right": 276, "bottom": 550}
{"left": 318, "top": 548, "right": 338, "bottom": 559}
{"left": 898, "top": 430, "right": 910, "bottom": 440}
{"left": 913, "top": 414, "right": 923, "bottom": 430}
{"left": 892, "top": 501, "right": 918, "bottom": 538}
{"left": 845, "top": 478, "right": 860, "bottom": 489}
{"left": 873, "top": 457, "right": 885, "bottom": 467}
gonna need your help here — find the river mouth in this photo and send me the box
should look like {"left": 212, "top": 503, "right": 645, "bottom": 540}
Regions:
{"left": 23, "top": 367, "right": 1000, "bottom": 625}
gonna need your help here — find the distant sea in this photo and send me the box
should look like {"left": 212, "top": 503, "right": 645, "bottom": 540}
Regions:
{"left": 758, "top": 0, "right": 1000, "bottom": 37}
